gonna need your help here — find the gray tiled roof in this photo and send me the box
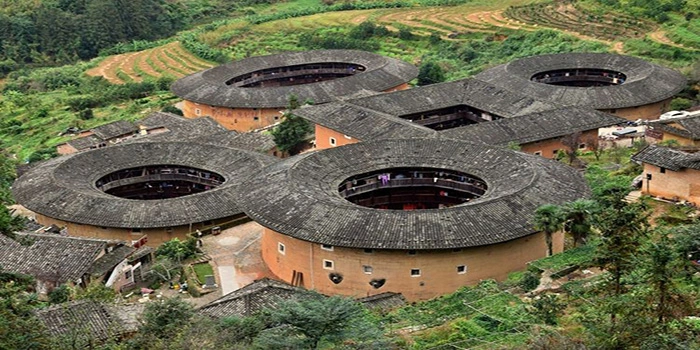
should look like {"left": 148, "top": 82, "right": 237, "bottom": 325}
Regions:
{"left": 66, "top": 134, "right": 103, "bottom": 151}
{"left": 171, "top": 50, "right": 418, "bottom": 108}
{"left": 35, "top": 300, "right": 144, "bottom": 341}
{"left": 89, "top": 244, "right": 136, "bottom": 276}
{"left": 12, "top": 141, "right": 276, "bottom": 228}
{"left": 129, "top": 113, "right": 276, "bottom": 152}
{"left": 295, "top": 78, "right": 568, "bottom": 142}
{"left": 632, "top": 145, "right": 700, "bottom": 171}
{"left": 0, "top": 233, "right": 106, "bottom": 283}
{"left": 198, "top": 278, "right": 310, "bottom": 318}
{"left": 355, "top": 292, "right": 406, "bottom": 311}
{"left": 91, "top": 120, "right": 138, "bottom": 140}
{"left": 235, "top": 138, "right": 590, "bottom": 250}
{"left": 441, "top": 107, "right": 625, "bottom": 145}
{"left": 295, "top": 78, "right": 619, "bottom": 145}
{"left": 475, "top": 53, "right": 686, "bottom": 110}
{"left": 198, "top": 278, "right": 406, "bottom": 318}
{"left": 649, "top": 114, "right": 700, "bottom": 141}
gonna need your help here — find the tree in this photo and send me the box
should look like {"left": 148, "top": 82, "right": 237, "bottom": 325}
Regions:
{"left": 560, "top": 132, "right": 582, "bottom": 165}
{"left": 594, "top": 196, "right": 650, "bottom": 298}
{"left": 139, "top": 297, "right": 194, "bottom": 339}
{"left": 642, "top": 234, "right": 686, "bottom": 325}
{"left": 417, "top": 61, "right": 445, "bottom": 86}
{"left": 0, "top": 270, "right": 51, "bottom": 350}
{"left": 584, "top": 134, "right": 603, "bottom": 161}
{"left": 155, "top": 238, "right": 197, "bottom": 263}
{"left": 532, "top": 204, "right": 565, "bottom": 256}
{"left": 255, "top": 293, "right": 387, "bottom": 349}
{"left": 531, "top": 294, "right": 565, "bottom": 325}
{"left": 562, "top": 199, "right": 597, "bottom": 247}
{"left": 0, "top": 205, "right": 24, "bottom": 239}
{"left": 271, "top": 95, "right": 312, "bottom": 155}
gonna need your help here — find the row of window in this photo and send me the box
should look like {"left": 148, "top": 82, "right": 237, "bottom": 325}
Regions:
{"left": 322, "top": 259, "right": 467, "bottom": 276}
{"left": 533, "top": 144, "right": 586, "bottom": 157}
{"left": 281, "top": 243, "right": 462, "bottom": 255}
{"left": 192, "top": 108, "right": 278, "bottom": 123}
{"left": 277, "top": 243, "right": 468, "bottom": 276}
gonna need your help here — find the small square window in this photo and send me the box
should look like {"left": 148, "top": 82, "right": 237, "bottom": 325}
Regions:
{"left": 363, "top": 249, "right": 374, "bottom": 254}
{"left": 457, "top": 265, "right": 467, "bottom": 274}
{"left": 125, "top": 270, "right": 132, "bottom": 280}
{"left": 407, "top": 250, "right": 417, "bottom": 255}
{"left": 552, "top": 149, "right": 559, "bottom": 155}
{"left": 363, "top": 265, "right": 373, "bottom": 274}
{"left": 321, "top": 244, "right": 334, "bottom": 251}
{"left": 660, "top": 167, "right": 666, "bottom": 174}
{"left": 278, "top": 242, "right": 285, "bottom": 254}
{"left": 578, "top": 143, "right": 586, "bottom": 149}
{"left": 323, "top": 259, "right": 334, "bottom": 270}
{"left": 533, "top": 151, "right": 542, "bottom": 156}
{"left": 194, "top": 108, "right": 201, "bottom": 116}
{"left": 410, "top": 268, "right": 421, "bottom": 277}
{"left": 452, "top": 248, "right": 462, "bottom": 253}
{"left": 330, "top": 137, "right": 337, "bottom": 146}
{"left": 131, "top": 228, "right": 142, "bottom": 233}
{"left": 274, "top": 116, "right": 279, "bottom": 120}
{"left": 253, "top": 116, "right": 259, "bottom": 121}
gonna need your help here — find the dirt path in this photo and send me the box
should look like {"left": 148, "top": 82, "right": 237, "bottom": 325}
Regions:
{"left": 649, "top": 30, "right": 695, "bottom": 50}
{"left": 86, "top": 55, "right": 126, "bottom": 84}
{"left": 612, "top": 41, "right": 624, "bottom": 53}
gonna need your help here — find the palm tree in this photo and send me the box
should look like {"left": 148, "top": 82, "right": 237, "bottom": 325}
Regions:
{"left": 563, "top": 199, "right": 597, "bottom": 247}
{"left": 533, "top": 204, "right": 565, "bottom": 256}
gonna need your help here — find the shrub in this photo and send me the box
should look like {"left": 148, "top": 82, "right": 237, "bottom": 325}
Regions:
{"left": 48, "top": 284, "right": 71, "bottom": 304}
{"left": 670, "top": 97, "right": 693, "bottom": 111}
{"left": 520, "top": 270, "right": 541, "bottom": 291}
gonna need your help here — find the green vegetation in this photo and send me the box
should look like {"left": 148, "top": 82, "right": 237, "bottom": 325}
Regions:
{"left": 191, "top": 263, "right": 214, "bottom": 284}
{"left": 155, "top": 238, "right": 198, "bottom": 263}
{"left": 0, "top": 0, "right": 699, "bottom": 347}
{"left": 271, "top": 95, "right": 313, "bottom": 155}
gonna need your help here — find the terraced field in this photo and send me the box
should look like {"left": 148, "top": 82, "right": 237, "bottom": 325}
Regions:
{"left": 503, "top": 2, "right": 656, "bottom": 41}
{"left": 372, "top": 7, "right": 544, "bottom": 39}
{"left": 86, "top": 42, "right": 215, "bottom": 84}
{"left": 86, "top": 0, "right": 693, "bottom": 84}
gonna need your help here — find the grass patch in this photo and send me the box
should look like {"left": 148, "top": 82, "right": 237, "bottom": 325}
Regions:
{"left": 530, "top": 244, "right": 597, "bottom": 271}
{"left": 192, "top": 262, "right": 214, "bottom": 284}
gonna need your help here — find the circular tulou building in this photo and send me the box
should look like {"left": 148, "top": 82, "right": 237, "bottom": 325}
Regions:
{"left": 475, "top": 52, "right": 686, "bottom": 120}
{"left": 235, "top": 138, "right": 590, "bottom": 301}
{"left": 12, "top": 142, "right": 275, "bottom": 247}
{"left": 171, "top": 50, "right": 418, "bottom": 132}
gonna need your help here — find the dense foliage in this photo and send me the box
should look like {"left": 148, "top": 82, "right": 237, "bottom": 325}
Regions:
{"left": 0, "top": 0, "right": 189, "bottom": 69}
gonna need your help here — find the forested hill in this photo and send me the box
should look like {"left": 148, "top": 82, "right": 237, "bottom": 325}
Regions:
{"left": 0, "top": 0, "right": 247, "bottom": 73}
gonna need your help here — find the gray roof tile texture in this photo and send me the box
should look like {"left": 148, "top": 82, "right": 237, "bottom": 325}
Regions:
{"left": 650, "top": 115, "right": 700, "bottom": 141}
{"left": 632, "top": 145, "right": 700, "bottom": 171}
{"left": 13, "top": 141, "right": 277, "bottom": 228}
{"left": 295, "top": 78, "right": 624, "bottom": 145}
{"left": 442, "top": 107, "right": 624, "bottom": 145}
{"left": 235, "top": 138, "right": 590, "bottom": 250}
{"left": 91, "top": 120, "right": 138, "bottom": 140}
{"left": 198, "top": 278, "right": 309, "bottom": 318}
{"left": 0, "top": 233, "right": 106, "bottom": 283}
{"left": 474, "top": 53, "right": 686, "bottom": 110}
{"left": 171, "top": 50, "right": 418, "bottom": 108}
{"left": 35, "top": 300, "right": 144, "bottom": 341}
